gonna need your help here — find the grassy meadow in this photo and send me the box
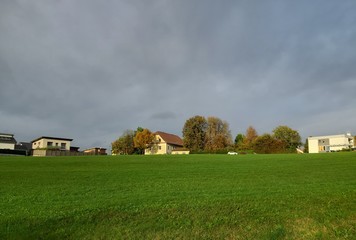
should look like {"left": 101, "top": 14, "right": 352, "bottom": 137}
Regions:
{"left": 1, "top": 153, "right": 356, "bottom": 239}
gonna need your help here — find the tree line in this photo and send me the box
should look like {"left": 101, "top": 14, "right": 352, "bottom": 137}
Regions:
{"left": 111, "top": 115, "right": 302, "bottom": 154}
{"left": 182, "top": 116, "right": 301, "bottom": 154}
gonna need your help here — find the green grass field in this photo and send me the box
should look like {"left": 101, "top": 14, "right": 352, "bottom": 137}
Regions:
{"left": 1, "top": 153, "right": 355, "bottom": 239}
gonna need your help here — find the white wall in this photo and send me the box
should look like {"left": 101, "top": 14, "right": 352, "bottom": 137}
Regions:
{"left": 0, "top": 142, "right": 15, "bottom": 150}
{"left": 308, "top": 134, "right": 353, "bottom": 153}
{"left": 32, "top": 139, "right": 71, "bottom": 150}
{"left": 308, "top": 138, "right": 319, "bottom": 153}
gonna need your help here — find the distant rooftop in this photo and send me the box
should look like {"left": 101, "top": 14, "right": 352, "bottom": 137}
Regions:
{"left": 308, "top": 133, "right": 353, "bottom": 139}
{"left": 0, "top": 133, "right": 14, "bottom": 137}
{"left": 31, "top": 136, "right": 73, "bottom": 142}
{"left": 0, "top": 133, "right": 16, "bottom": 144}
{"left": 155, "top": 131, "right": 183, "bottom": 146}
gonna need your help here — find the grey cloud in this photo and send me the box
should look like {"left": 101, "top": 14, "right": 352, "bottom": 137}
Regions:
{"left": 1, "top": 0, "right": 356, "bottom": 150}
{"left": 151, "top": 112, "right": 177, "bottom": 120}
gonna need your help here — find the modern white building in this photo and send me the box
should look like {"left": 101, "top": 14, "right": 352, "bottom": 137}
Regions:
{"left": 32, "top": 136, "right": 73, "bottom": 151}
{"left": 0, "top": 133, "right": 17, "bottom": 150}
{"left": 308, "top": 133, "right": 354, "bottom": 153}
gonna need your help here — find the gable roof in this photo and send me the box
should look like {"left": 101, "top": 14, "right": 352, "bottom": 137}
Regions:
{"left": 155, "top": 131, "right": 183, "bottom": 146}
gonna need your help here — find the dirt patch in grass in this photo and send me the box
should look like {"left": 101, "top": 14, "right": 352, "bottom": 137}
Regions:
{"left": 287, "top": 216, "right": 356, "bottom": 240}
{"left": 288, "top": 217, "right": 327, "bottom": 239}
{"left": 330, "top": 214, "right": 356, "bottom": 239}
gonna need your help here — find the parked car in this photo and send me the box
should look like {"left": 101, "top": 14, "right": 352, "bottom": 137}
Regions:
{"left": 227, "top": 151, "right": 238, "bottom": 155}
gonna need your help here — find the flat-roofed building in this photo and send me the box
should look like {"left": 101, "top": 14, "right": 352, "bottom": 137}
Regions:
{"left": 308, "top": 133, "right": 354, "bottom": 153}
{"left": 0, "top": 133, "right": 17, "bottom": 150}
{"left": 32, "top": 136, "right": 73, "bottom": 151}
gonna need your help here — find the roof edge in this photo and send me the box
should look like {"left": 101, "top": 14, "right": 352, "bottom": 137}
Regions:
{"left": 308, "top": 134, "right": 353, "bottom": 140}
{"left": 0, "top": 133, "right": 14, "bottom": 136}
{"left": 31, "top": 136, "right": 73, "bottom": 143}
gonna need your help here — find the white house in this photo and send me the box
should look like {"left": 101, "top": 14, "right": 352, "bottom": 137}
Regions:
{"left": 0, "top": 133, "right": 17, "bottom": 150}
{"left": 308, "top": 133, "right": 354, "bottom": 153}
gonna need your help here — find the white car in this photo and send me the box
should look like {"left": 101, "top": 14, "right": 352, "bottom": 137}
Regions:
{"left": 227, "top": 151, "right": 238, "bottom": 155}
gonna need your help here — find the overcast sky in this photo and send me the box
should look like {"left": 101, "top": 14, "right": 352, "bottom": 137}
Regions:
{"left": 1, "top": 0, "right": 355, "bottom": 150}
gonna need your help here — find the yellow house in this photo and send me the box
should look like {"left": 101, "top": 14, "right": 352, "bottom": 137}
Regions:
{"left": 32, "top": 136, "right": 72, "bottom": 151}
{"left": 145, "top": 131, "right": 185, "bottom": 155}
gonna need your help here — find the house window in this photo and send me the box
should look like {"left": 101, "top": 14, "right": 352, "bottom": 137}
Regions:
{"left": 56, "top": 143, "right": 59, "bottom": 147}
{"left": 158, "top": 146, "right": 161, "bottom": 150}
{"left": 61, "top": 143, "right": 66, "bottom": 150}
{"left": 48, "top": 142, "right": 53, "bottom": 147}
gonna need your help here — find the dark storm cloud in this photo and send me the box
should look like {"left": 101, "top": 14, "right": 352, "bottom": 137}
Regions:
{"left": 1, "top": 0, "right": 356, "bottom": 149}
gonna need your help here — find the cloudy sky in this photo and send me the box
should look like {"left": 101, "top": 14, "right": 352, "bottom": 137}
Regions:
{"left": 1, "top": 0, "right": 356, "bottom": 150}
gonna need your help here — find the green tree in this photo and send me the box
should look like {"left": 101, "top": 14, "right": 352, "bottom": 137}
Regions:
{"left": 111, "top": 130, "right": 135, "bottom": 155}
{"left": 182, "top": 115, "right": 207, "bottom": 152}
{"left": 134, "top": 128, "right": 154, "bottom": 154}
{"left": 234, "top": 133, "right": 245, "bottom": 149}
{"left": 252, "top": 134, "right": 286, "bottom": 154}
{"left": 204, "top": 116, "right": 232, "bottom": 152}
{"left": 272, "top": 125, "right": 301, "bottom": 152}
{"left": 136, "top": 127, "right": 144, "bottom": 133}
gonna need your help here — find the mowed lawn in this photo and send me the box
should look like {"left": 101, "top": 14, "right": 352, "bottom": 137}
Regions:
{"left": 1, "top": 153, "right": 355, "bottom": 239}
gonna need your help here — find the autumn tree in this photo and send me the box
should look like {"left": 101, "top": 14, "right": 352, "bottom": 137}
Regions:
{"left": 272, "top": 125, "right": 301, "bottom": 152}
{"left": 252, "top": 134, "right": 286, "bottom": 154}
{"left": 182, "top": 115, "right": 207, "bottom": 152}
{"left": 242, "top": 126, "right": 258, "bottom": 150}
{"left": 204, "top": 116, "right": 232, "bottom": 152}
{"left": 111, "top": 130, "right": 135, "bottom": 155}
{"left": 134, "top": 128, "right": 154, "bottom": 154}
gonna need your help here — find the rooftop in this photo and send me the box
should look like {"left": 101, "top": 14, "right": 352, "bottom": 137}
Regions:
{"left": 308, "top": 133, "right": 353, "bottom": 140}
{"left": 31, "top": 136, "right": 73, "bottom": 143}
{"left": 155, "top": 131, "right": 183, "bottom": 146}
{"left": 0, "top": 134, "right": 17, "bottom": 144}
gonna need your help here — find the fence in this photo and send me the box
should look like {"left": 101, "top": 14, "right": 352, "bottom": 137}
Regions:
{"left": 32, "top": 150, "right": 85, "bottom": 157}
{"left": 32, "top": 149, "right": 107, "bottom": 157}
{"left": 0, "top": 149, "right": 27, "bottom": 156}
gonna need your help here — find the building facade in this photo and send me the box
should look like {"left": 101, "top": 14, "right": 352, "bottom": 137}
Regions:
{"left": 0, "top": 133, "right": 17, "bottom": 150}
{"left": 32, "top": 136, "right": 73, "bottom": 151}
{"left": 83, "top": 147, "right": 107, "bottom": 155}
{"left": 308, "top": 133, "right": 354, "bottom": 153}
{"left": 15, "top": 142, "right": 32, "bottom": 155}
{"left": 145, "top": 131, "right": 184, "bottom": 155}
